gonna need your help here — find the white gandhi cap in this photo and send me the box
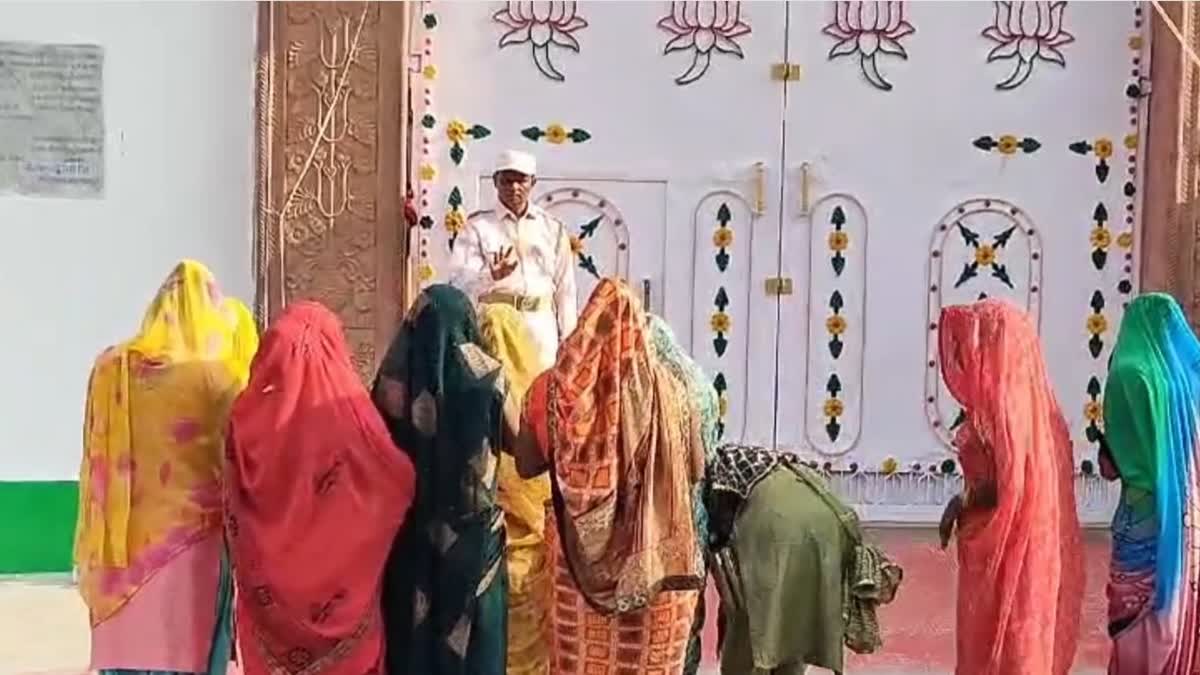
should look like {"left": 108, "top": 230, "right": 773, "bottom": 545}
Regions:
{"left": 494, "top": 149, "right": 537, "bottom": 176}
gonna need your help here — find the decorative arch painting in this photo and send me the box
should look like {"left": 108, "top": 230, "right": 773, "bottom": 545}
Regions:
{"left": 690, "top": 192, "right": 759, "bottom": 442}
{"left": 536, "top": 187, "right": 630, "bottom": 301}
{"left": 804, "top": 195, "right": 869, "bottom": 455}
{"left": 925, "top": 198, "right": 1044, "bottom": 448}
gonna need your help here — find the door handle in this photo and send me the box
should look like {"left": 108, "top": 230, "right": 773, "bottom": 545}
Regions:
{"left": 753, "top": 161, "right": 766, "bottom": 215}
{"left": 798, "top": 162, "right": 812, "bottom": 218}
{"left": 642, "top": 278, "right": 652, "bottom": 312}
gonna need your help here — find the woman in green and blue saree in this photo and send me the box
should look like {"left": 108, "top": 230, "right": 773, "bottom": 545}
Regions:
{"left": 646, "top": 314, "right": 721, "bottom": 675}
{"left": 1103, "top": 293, "right": 1200, "bottom": 673}
{"left": 372, "top": 284, "right": 515, "bottom": 675}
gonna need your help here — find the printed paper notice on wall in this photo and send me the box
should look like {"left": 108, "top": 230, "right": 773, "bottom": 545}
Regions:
{"left": 0, "top": 41, "right": 104, "bottom": 198}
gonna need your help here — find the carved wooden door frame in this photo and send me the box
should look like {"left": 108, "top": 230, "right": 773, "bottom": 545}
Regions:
{"left": 1143, "top": 1, "right": 1200, "bottom": 327}
{"left": 252, "top": 1, "right": 413, "bottom": 379}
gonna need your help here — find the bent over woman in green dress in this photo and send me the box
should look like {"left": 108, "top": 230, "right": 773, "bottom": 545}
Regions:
{"left": 706, "top": 444, "right": 902, "bottom": 675}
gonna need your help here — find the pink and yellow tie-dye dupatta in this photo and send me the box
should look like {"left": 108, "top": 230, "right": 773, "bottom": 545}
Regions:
{"left": 75, "top": 260, "right": 248, "bottom": 625}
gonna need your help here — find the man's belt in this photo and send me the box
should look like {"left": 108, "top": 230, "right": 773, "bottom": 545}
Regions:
{"left": 479, "top": 291, "right": 548, "bottom": 312}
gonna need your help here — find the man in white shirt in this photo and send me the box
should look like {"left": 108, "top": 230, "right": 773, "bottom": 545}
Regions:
{"left": 449, "top": 150, "right": 578, "bottom": 368}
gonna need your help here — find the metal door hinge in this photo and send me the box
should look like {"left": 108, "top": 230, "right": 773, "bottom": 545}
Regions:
{"left": 764, "top": 277, "right": 794, "bottom": 296}
{"left": 771, "top": 62, "right": 803, "bottom": 81}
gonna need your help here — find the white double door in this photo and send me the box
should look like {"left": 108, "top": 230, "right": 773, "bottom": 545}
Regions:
{"left": 429, "top": 0, "right": 1096, "bottom": 455}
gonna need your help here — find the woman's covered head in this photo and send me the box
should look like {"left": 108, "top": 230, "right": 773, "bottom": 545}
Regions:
{"left": 246, "top": 301, "right": 351, "bottom": 387}
{"left": 938, "top": 298, "right": 1043, "bottom": 418}
{"left": 1111, "top": 292, "right": 1200, "bottom": 375}
{"left": 134, "top": 259, "right": 237, "bottom": 362}
{"left": 377, "top": 284, "right": 483, "bottom": 396}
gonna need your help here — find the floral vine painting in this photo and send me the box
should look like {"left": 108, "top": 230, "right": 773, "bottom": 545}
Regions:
{"left": 571, "top": 215, "right": 603, "bottom": 278}
{"left": 972, "top": 134, "right": 1041, "bottom": 155}
{"left": 822, "top": 1, "right": 916, "bottom": 92}
{"left": 657, "top": 1, "right": 752, "bottom": 86}
{"left": 521, "top": 122, "right": 591, "bottom": 144}
{"left": 953, "top": 222, "right": 1017, "bottom": 290}
{"left": 493, "top": 1, "right": 588, "bottom": 82}
{"left": 981, "top": 1, "right": 1074, "bottom": 90}
{"left": 445, "top": 119, "right": 491, "bottom": 166}
{"left": 1068, "top": 136, "right": 1114, "bottom": 184}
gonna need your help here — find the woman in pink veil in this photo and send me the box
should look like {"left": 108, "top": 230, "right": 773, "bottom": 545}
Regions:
{"left": 937, "top": 299, "right": 1084, "bottom": 674}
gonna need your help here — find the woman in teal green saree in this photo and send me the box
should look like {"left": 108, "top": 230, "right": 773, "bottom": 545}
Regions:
{"left": 646, "top": 314, "right": 720, "bottom": 675}
{"left": 1103, "top": 293, "right": 1200, "bottom": 673}
{"left": 372, "top": 284, "right": 515, "bottom": 675}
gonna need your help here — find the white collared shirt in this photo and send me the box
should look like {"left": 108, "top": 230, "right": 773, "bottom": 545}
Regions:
{"left": 448, "top": 202, "right": 578, "bottom": 362}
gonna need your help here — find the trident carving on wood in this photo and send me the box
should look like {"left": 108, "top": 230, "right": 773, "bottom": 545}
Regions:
{"left": 305, "top": 14, "right": 357, "bottom": 229}
{"left": 267, "top": 2, "right": 370, "bottom": 321}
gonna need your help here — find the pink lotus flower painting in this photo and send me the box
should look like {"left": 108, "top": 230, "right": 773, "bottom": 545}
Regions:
{"left": 493, "top": 1, "right": 589, "bottom": 82}
{"left": 657, "top": 1, "right": 752, "bottom": 86}
{"left": 822, "top": 1, "right": 916, "bottom": 91}
{"left": 981, "top": 1, "right": 1075, "bottom": 90}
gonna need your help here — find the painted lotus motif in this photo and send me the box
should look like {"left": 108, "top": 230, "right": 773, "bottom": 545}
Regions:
{"left": 657, "top": 1, "right": 752, "bottom": 86}
{"left": 981, "top": 1, "right": 1075, "bottom": 90}
{"left": 493, "top": 1, "right": 589, "bottom": 82}
{"left": 822, "top": 1, "right": 915, "bottom": 91}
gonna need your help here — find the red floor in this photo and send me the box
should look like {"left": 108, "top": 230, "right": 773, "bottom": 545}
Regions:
{"left": 699, "top": 527, "right": 1112, "bottom": 672}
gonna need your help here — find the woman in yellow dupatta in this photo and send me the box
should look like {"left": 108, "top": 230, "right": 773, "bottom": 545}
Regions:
{"left": 478, "top": 303, "right": 553, "bottom": 675}
{"left": 222, "top": 297, "right": 259, "bottom": 386}
{"left": 76, "top": 260, "right": 251, "bottom": 675}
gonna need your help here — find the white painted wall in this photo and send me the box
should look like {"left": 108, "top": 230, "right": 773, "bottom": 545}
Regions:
{"left": 423, "top": 2, "right": 1136, "bottom": 522}
{"left": 0, "top": 2, "right": 256, "bottom": 480}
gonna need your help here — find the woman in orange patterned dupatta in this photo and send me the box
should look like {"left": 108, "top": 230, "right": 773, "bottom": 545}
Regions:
{"left": 512, "top": 278, "right": 706, "bottom": 675}
{"left": 76, "top": 260, "right": 250, "bottom": 675}
{"left": 937, "top": 299, "right": 1084, "bottom": 675}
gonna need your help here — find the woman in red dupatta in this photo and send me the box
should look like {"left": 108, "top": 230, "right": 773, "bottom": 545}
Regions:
{"left": 937, "top": 299, "right": 1084, "bottom": 675}
{"left": 225, "top": 301, "right": 416, "bottom": 674}
{"left": 514, "top": 278, "right": 706, "bottom": 675}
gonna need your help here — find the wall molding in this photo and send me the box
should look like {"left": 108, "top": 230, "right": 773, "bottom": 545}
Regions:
{"left": 0, "top": 481, "right": 77, "bottom": 574}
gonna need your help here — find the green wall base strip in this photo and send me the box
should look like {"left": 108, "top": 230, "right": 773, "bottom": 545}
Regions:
{"left": 0, "top": 481, "right": 78, "bottom": 574}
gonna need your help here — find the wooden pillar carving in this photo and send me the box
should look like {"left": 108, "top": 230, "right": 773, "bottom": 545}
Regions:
{"left": 253, "top": 1, "right": 412, "bottom": 380}
{"left": 1142, "top": 1, "right": 1200, "bottom": 327}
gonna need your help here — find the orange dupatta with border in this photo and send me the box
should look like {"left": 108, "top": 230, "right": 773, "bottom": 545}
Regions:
{"left": 939, "top": 299, "right": 1084, "bottom": 675}
{"left": 533, "top": 278, "right": 704, "bottom": 614}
